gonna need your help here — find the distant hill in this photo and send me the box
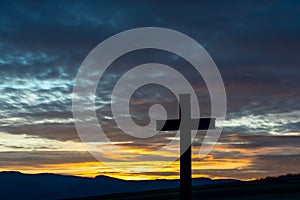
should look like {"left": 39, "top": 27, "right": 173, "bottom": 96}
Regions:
{"left": 0, "top": 171, "right": 237, "bottom": 200}
{"left": 68, "top": 174, "right": 300, "bottom": 200}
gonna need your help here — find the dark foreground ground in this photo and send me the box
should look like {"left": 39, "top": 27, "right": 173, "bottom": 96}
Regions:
{"left": 69, "top": 174, "right": 300, "bottom": 200}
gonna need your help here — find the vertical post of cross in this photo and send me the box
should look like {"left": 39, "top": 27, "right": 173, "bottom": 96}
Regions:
{"left": 179, "top": 94, "right": 192, "bottom": 199}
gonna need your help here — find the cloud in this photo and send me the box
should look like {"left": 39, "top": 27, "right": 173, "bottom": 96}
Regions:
{"left": 0, "top": 0, "right": 300, "bottom": 179}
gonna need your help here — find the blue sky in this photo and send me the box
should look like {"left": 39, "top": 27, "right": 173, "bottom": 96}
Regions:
{"left": 0, "top": 0, "right": 300, "bottom": 180}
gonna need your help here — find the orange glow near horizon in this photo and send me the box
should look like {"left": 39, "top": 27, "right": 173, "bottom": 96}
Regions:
{"left": 0, "top": 156, "right": 253, "bottom": 181}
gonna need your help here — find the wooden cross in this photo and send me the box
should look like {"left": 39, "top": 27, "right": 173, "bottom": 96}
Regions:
{"left": 156, "top": 94, "right": 215, "bottom": 200}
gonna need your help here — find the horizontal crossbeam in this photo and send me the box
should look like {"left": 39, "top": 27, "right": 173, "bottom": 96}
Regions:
{"left": 156, "top": 117, "right": 215, "bottom": 131}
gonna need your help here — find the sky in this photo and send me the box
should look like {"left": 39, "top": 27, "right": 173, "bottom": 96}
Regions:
{"left": 0, "top": 0, "right": 300, "bottom": 180}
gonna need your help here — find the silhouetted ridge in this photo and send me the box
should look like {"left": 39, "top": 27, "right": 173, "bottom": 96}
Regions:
{"left": 0, "top": 171, "right": 237, "bottom": 200}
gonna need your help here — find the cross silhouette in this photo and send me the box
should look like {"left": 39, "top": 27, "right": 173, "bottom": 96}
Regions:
{"left": 156, "top": 94, "right": 215, "bottom": 200}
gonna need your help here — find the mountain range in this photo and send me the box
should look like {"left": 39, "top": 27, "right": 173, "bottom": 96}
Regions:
{"left": 0, "top": 171, "right": 238, "bottom": 200}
